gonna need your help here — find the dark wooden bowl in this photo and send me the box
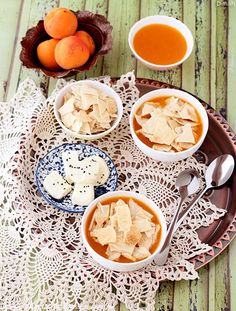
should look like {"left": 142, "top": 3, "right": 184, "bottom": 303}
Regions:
{"left": 20, "top": 10, "right": 113, "bottom": 78}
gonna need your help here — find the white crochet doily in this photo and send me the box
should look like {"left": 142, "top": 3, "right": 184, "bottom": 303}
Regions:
{"left": 0, "top": 72, "right": 226, "bottom": 311}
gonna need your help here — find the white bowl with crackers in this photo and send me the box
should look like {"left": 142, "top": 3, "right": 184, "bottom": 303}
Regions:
{"left": 81, "top": 191, "right": 167, "bottom": 272}
{"left": 54, "top": 80, "right": 123, "bottom": 140}
{"left": 130, "top": 88, "right": 209, "bottom": 162}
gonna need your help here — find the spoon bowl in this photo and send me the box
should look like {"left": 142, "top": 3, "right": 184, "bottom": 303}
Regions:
{"left": 205, "top": 154, "right": 235, "bottom": 188}
{"left": 176, "top": 169, "right": 200, "bottom": 198}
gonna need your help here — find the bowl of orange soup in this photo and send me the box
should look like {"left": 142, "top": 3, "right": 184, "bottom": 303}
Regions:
{"left": 128, "top": 15, "right": 194, "bottom": 70}
{"left": 130, "top": 89, "right": 209, "bottom": 162}
{"left": 81, "top": 191, "right": 167, "bottom": 272}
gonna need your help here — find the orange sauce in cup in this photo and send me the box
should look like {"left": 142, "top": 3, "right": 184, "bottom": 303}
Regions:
{"left": 133, "top": 24, "right": 187, "bottom": 65}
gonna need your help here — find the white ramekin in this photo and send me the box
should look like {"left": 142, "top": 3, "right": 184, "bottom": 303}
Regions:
{"left": 81, "top": 191, "right": 167, "bottom": 272}
{"left": 128, "top": 15, "right": 194, "bottom": 70}
{"left": 54, "top": 80, "right": 123, "bottom": 141}
{"left": 130, "top": 88, "right": 209, "bottom": 162}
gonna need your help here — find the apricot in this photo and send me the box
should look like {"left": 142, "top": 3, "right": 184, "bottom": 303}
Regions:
{"left": 37, "top": 38, "right": 61, "bottom": 70}
{"left": 44, "top": 8, "right": 78, "bottom": 39}
{"left": 55, "top": 36, "right": 90, "bottom": 69}
{"left": 75, "top": 31, "right": 95, "bottom": 55}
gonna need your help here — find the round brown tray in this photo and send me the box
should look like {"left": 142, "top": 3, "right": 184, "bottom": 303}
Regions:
{"left": 134, "top": 78, "right": 236, "bottom": 270}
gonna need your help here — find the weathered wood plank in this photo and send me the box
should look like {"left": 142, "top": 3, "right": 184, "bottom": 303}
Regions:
{"left": 210, "top": 0, "right": 216, "bottom": 109}
{"left": 195, "top": 0, "right": 211, "bottom": 103}
{"left": 189, "top": 267, "right": 208, "bottom": 311}
{"left": 154, "top": 281, "right": 174, "bottom": 311}
{"left": 215, "top": 3, "right": 228, "bottom": 115}
{"left": 0, "top": 0, "right": 23, "bottom": 101}
{"left": 209, "top": 260, "right": 216, "bottom": 311}
{"left": 102, "top": 0, "right": 140, "bottom": 77}
{"left": 215, "top": 251, "right": 230, "bottom": 311}
{"left": 230, "top": 239, "right": 236, "bottom": 311}
{"left": 227, "top": 3, "right": 236, "bottom": 131}
{"left": 173, "top": 280, "right": 190, "bottom": 311}
{"left": 137, "top": 0, "right": 182, "bottom": 87}
{"left": 182, "top": 0, "right": 196, "bottom": 93}
{"left": 5, "top": 0, "right": 31, "bottom": 101}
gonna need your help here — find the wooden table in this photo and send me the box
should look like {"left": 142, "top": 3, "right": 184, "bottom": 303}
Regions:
{"left": 1, "top": 0, "right": 235, "bottom": 310}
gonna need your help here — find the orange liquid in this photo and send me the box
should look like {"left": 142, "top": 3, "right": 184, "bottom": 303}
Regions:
{"left": 133, "top": 24, "right": 187, "bottom": 65}
{"left": 85, "top": 196, "right": 162, "bottom": 263}
{"left": 133, "top": 96, "right": 203, "bottom": 149}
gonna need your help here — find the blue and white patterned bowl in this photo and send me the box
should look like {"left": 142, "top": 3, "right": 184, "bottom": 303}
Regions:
{"left": 35, "top": 143, "right": 118, "bottom": 213}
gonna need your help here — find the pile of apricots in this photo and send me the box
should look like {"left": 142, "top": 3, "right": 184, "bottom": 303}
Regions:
{"left": 37, "top": 8, "right": 95, "bottom": 70}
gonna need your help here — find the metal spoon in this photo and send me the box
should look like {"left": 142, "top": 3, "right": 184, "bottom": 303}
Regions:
{"left": 154, "top": 169, "right": 200, "bottom": 266}
{"left": 175, "top": 154, "right": 235, "bottom": 230}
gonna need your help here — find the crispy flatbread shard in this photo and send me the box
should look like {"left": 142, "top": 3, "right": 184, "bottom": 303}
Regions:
{"left": 80, "top": 122, "right": 91, "bottom": 134}
{"left": 141, "top": 103, "right": 156, "bottom": 116}
{"left": 115, "top": 201, "right": 132, "bottom": 232}
{"left": 132, "top": 219, "right": 152, "bottom": 232}
{"left": 171, "top": 141, "right": 184, "bottom": 152}
{"left": 168, "top": 118, "right": 181, "bottom": 130}
{"left": 138, "top": 233, "right": 153, "bottom": 249}
{"left": 134, "top": 114, "right": 148, "bottom": 127}
{"left": 143, "top": 114, "right": 176, "bottom": 145}
{"left": 179, "top": 142, "right": 194, "bottom": 149}
{"left": 153, "top": 144, "right": 172, "bottom": 152}
{"left": 71, "top": 85, "right": 82, "bottom": 97}
{"left": 179, "top": 104, "right": 198, "bottom": 122}
{"left": 132, "top": 246, "right": 151, "bottom": 260}
{"left": 97, "top": 99, "right": 107, "bottom": 115}
{"left": 145, "top": 227, "right": 156, "bottom": 238}
{"left": 110, "top": 214, "right": 118, "bottom": 229}
{"left": 80, "top": 93, "right": 97, "bottom": 110}
{"left": 106, "top": 247, "right": 121, "bottom": 261}
{"left": 106, "top": 98, "right": 117, "bottom": 114}
{"left": 61, "top": 113, "right": 76, "bottom": 128}
{"left": 109, "top": 241, "right": 135, "bottom": 254}
{"left": 81, "top": 84, "right": 98, "bottom": 96}
{"left": 125, "top": 225, "right": 142, "bottom": 245}
{"left": 94, "top": 202, "right": 110, "bottom": 227}
{"left": 175, "top": 123, "right": 195, "bottom": 144}
{"left": 59, "top": 97, "right": 75, "bottom": 116}
{"left": 110, "top": 202, "right": 116, "bottom": 216}
{"left": 71, "top": 120, "right": 83, "bottom": 132}
{"left": 165, "top": 96, "right": 179, "bottom": 112}
{"left": 129, "top": 198, "right": 142, "bottom": 216}
{"left": 73, "top": 110, "right": 92, "bottom": 123}
{"left": 91, "top": 225, "right": 116, "bottom": 245}
{"left": 89, "top": 212, "right": 96, "bottom": 231}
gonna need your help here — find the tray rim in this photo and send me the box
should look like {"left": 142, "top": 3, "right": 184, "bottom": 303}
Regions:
{"left": 133, "top": 77, "right": 236, "bottom": 271}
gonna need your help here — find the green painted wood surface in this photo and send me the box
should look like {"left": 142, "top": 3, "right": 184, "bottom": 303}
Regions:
{"left": 1, "top": 0, "right": 236, "bottom": 310}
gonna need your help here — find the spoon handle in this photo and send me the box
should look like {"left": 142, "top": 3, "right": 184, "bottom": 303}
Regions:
{"left": 174, "top": 186, "right": 208, "bottom": 231}
{"left": 154, "top": 197, "right": 185, "bottom": 266}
